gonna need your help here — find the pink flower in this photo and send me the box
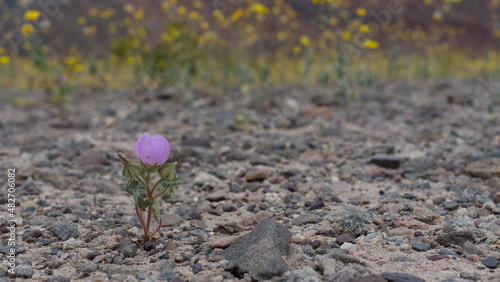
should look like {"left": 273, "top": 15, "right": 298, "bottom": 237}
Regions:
{"left": 134, "top": 132, "right": 170, "bottom": 166}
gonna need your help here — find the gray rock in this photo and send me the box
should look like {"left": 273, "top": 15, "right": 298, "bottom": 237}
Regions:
{"left": 320, "top": 250, "right": 362, "bottom": 264}
{"left": 470, "top": 150, "right": 500, "bottom": 161}
{"left": 51, "top": 222, "right": 80, "bottom": 241}
{"left": 369, "top": 154, "right": 400, "bottom": 168}
{"left": 411, "top": 243, "right": 430, "bottom": 252}
{"left": 382, "top": 272, "right": 425, "bottom": 282}
{"left": 291, "top": 213, "right": 322, "bottom": 225}
{"left": 205, "top": 190, "right": 228, "bottom": 202}
{"left": 222, "top": 219, "right": 291, "bottom": 280}
{"left": 77, "top": 149, "right": 110, "bottom": 166}
{"left": 22, "top": 229, "right": 41, "bottom": 242}
{"left": 158, "top": 269, "right": 179, "bottom": 281}
{"left": 358, "top": 274, "right": 388, "bottom": 282}
{"left": 0, "top": 244, "right": 25, "bottom": 255}
{"left": 460, "top": 272, "right": 481, "bottom": 281}
{"left": 326, "top": 267, "right": 362, "bottom": 282}
{"left": 11, "top": 266, "right": 34, "bottom": 278}
{"left": 276, "top": 266, "right": 321, "bottom": 282}
{"left": 437, "top": 230, "right": 475, "bottom": 247}
{"left": 117, "top": 238, "right": 137, "bottom": 257}
{"left": 482, "top": 257, "right": 499, "bottom": 269}
{"left": 79, "top": 263, "right": 98, "bottom": 273}
{"left": 443, "top": 200, "right": 459, "bottom": 210}
{"left": 152, "top": 259, "right": 176, "bottom": 271}
{"left": 463, "top": 241, "right": 484, "bottom": 256}
{"left": 439, "top": 248, "right": 458, "bottom": 256}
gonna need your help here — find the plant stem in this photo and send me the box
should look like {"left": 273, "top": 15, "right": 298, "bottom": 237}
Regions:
{"left": 153, "top": 187, "right": 170, "bottom": 199}
{"left": 135, "top": 204, "right": 149, "bottom": 240}
{"left": 145, "top": 171, "right": 152, "bottom": 240}
{"left": 136, "top": 176, "right": 146, "bottom": 186}
{"left": 151, "top": 179, "right": 162, "bottom": 195}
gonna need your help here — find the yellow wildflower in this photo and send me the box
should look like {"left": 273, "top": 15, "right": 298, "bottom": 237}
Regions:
{"left": 24, "top": 10, "right": 40, "bottom": 21}
{"left": 363, "top": 39, "right": 379, "bottom": 49}
{"left": 177, "top": 6, "right": 187, "bottom": 15}
{"left": 77, "top": 17, "right": 87, "bottom": 25}
{"left": 0, "top": 56, "right": 9, "bottom": 65}
{"left": 74, "top": 64, "right": 84, "bottom": 72}
{"left": 89, "top": 8, "right": 99, "bottom": 17}
{"left": 292, "top": 45, "right": 302, "bottom": 54}
{"left": 360, "top": 25, "right": 369, "bottom": 33}
{"left": 356, "top": 7, "right": 367, "bottom": 17}
{"left": 21, "top": 24, "right": 34, "bottom": 36}
{"left": 300, "top": 35, "right": 310, "bottom": 47}
{"left": 251, "top": 3, "right": 270, "bottom": 14}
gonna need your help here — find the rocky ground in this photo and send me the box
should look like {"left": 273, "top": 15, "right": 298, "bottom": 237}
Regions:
{"left": 1, "top": 79, "right": 500, "bottom": 282}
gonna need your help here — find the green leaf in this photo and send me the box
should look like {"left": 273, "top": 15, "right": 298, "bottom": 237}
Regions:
{"left": 124, "top": 179, "right": 140, "bottom": 196}
{"left": 159, "top": 175, "right": 183, "bottom": 192}
{"left": 124, "top": 179, "right": 155, "bottom": 210}
{"left": 119, "top": 155, "right": 145, "bottom": 179}
{"left": 158, "top": 162, "right": 177, "bottom": 180}
{"left": 152, "top": 200, "right": 161, "bottom": 220}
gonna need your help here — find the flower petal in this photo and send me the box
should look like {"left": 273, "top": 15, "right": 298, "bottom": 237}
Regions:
{"left": 149, "top": 135, "right": 170, "bottom": 166}
{"left": 135, "top": 132, "right": 151, "bottom": 163}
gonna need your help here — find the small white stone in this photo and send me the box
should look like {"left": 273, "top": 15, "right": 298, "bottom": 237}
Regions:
{"left": 291, "top": 234, "right": 305, "bottom": 244}
{"left": 340, "top": 242, "right": 358, "bottom": 252}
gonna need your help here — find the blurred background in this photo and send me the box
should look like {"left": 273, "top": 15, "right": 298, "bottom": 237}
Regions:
{"left": 0, "top": 0, "right": 499, "bottom": 103}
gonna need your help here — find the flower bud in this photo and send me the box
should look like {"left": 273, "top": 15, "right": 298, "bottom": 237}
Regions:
{"left": 158, "top": 162, "right": 177, "bottom": 180}
{"left": 118, "top": 152, "right": 143, "bottom": 178}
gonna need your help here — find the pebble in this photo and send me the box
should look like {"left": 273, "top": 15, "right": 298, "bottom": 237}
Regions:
{"left": 427, "top": 254, "right": 449, "bottom": 261}
{"left": 63, "top": 238, "right": 84, "bottom": 250}
{"left": 482, "top": 257, "right": 499, "bottom": 269}
{"left": 411, "top": 243, "right": 431, "bottom": 252}
{"left": 291, "top": 213, "right": 322, "bottom": 225}
{"left": 436, "top": 230, "right": 475, "bottom": 247}
{"left": 381, "top": 272, "right": 425, "bottom": 282}
{"left": 369, "top": 154, "right": 401, "bottom": 168}
{"left": 336, "top": 234, "right": 353, "bottom": 245}
{"left": 463, "top": 240, "right": 484, "bottom": 256}
{"left": 244, "top": 170, "right": 268, "bottom": 182}
{"left": 117, "top": 238, "right": 138, "bottom": 257}
{"left": 51, "top": 222, "right": 80, "bottom": 241}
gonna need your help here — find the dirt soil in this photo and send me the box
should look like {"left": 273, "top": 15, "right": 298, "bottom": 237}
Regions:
{"left": 1, "top": 79, "right": 500, "bottom": 281}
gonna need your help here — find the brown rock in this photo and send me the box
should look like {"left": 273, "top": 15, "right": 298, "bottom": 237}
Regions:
{"left": 244, "top": 170, "right": 268, "bottom": 182}
{"left": 391, "top": 218, "right": 429, "bottom": 230}
{"left": 161, "top": 213, "right": 184, "bottom": 227}
{"left": 494, "top": 192, "right": 500, "bottom": 204}
{"left": 209, "top": 234, "right": 245, "bottom": 249}
{"left": 466, "top": 158, "right": 500, "bottom": 179}
{"left": 388, "top": 227, "right": 414, "bottom": 236}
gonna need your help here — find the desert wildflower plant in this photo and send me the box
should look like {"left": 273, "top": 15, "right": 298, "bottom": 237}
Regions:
{"left": 118, "top": 132, "right": 182, "bottom": 241}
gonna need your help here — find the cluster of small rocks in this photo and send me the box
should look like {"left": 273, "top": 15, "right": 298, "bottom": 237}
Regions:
{"left": 1, "top": 80, "right": 500, "bottom": 281}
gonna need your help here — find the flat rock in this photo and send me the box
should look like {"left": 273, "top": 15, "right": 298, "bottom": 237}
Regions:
{"left": 358, "top": 274, "right": 388, "bottom": 282}
{"left": 411, "top": 243, "right": 430, "bottom": 252}
{"left": 244, "top": 170, "right": 269, "bottom": 182}
{"left": 222, "top": 219, "right": 291, "bottom": 280}
{"left": 51, "top": 222, "right": 80, "bottom": 241}
{"left": 463, "top": 240, "right": 484, "bottom": 256}
{"left": 291, "top": 213, "right": 322, "bottom": 225}
{"left": 205, "top": 190, "right": 228, "bottom": 202}
{"left": 427, "top": 254, "right": 449, "bottom": 261}
{"left": 275, "top": 266, "right": 321, "bottom": 282}
{"left": 77, "top": 150, "right": 110, "bottom": 166}
{"left": 466, "top": 158, "right": 500, "bottom": 178}
{"left": 369, "top": 154, "right": 401, "bottom": 169}
{"left": 381, "top": 272, "right": 425, "bottom": 282}
{"left": 161, "top": 213, "right": 184, "bottom": 227}
{"left": 482, "top": 257, "right": 499, "bottom": 269}
{"left": 209, "top": 234, "right": 245, "bottom": 249}
{"left": 436, "top": 230, "right": 475, "bottom": 247}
